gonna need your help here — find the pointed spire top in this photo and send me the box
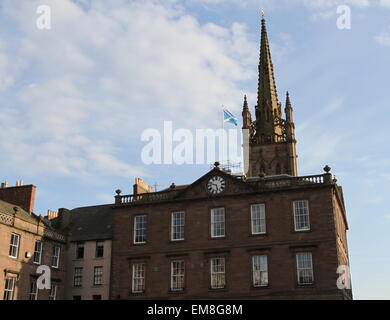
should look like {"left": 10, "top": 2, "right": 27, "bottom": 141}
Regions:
{"left": 286, "top": 91, "right": 292, "bottom": 108}
{"left": 261, "top": 8, "right": 265, "bottom": 19}
{"left": 257, "top": 9, "right": 278, "bottom": 112}
{"left": 243, "top": 94, "right": 249, "bottom": 111}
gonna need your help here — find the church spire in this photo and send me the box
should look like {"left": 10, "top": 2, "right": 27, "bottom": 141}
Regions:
{"left": 246, "top": 13, "right": 298, "bottom": 178}
{"left": 255, "top": 12, "right": 281, "bottom": 140}
{"left": 257, "top": 12, "right": 278, "bottom": 114}
{"left": 242, "top": 95, "right": 252, "bottom": 130}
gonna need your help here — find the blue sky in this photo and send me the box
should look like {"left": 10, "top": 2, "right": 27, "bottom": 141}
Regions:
{"left": 1, "top": 0, "right": 390, "bottom": 299}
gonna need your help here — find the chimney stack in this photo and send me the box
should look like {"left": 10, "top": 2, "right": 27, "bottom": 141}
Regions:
{"left": 133, "top": 178, "right": 154, "bottom": 196}
{"left": 15, "top": 180, "right": 24, "bottom": 187}
{"left": 0, "top": 180, "right": 36, "bottom": 212}
{"left": 47, "top": 210, "right": 59, "bottom": 220}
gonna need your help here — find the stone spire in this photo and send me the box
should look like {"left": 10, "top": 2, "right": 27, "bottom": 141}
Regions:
{"left": 255, "top": 13, "right": 281, "bottom": 140}
{"left": 285, "top": 91, "right": 295, "bottom": 142}
{"left": 242, "top": 95, "right": 252, "bottom": 130}
{"left": 285, "top": 91, "right": 292, "bottom": 121}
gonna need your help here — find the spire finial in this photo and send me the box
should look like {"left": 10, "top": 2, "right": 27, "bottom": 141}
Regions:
{"left": 261, "top": 8, "right": 265, "bottom": 19}
{"left": 286, "top": 91, "right": 292, "bottom": 108}
{"left": 243, "top": 94, "right": 249, "bottom": 111}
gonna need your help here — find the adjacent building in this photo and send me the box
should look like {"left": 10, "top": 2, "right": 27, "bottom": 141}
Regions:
{"left": 0, "top": 182, "right": 66, "bottom": 300}
{"left": 51, "top": 205, "right": 113, "bottom": 300}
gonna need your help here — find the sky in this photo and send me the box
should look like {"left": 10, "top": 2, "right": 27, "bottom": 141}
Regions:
{"left": 0, "top": 0, "right": 390, "bottom": 299}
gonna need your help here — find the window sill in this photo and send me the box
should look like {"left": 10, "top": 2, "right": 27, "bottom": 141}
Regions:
{"left": 251, "top": 285, "right": 269, "bottom": 290}
{"left": 294, "top": 229, "right": 312, "bottom": 233}
{"left": 129, "top": 291, "right": 145, "bottom": 296}
{"left": 208, "top": 287, "right": 227, "bottom": 292}
{"left": 249, "top": 233, "right": 267, "bottom": 237}
{"left": 168, "top": 289, "right": 186, "bottom": 294}
{"left": 210, "top": 236, "right": 226, "bottom": 240}
{"left": 296, "top": 283, "right": 316, "bottom": 288}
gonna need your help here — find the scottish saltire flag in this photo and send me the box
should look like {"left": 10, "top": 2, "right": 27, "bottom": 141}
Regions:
{"left": 223, "top": 109, "right": 238, "bottom": 126}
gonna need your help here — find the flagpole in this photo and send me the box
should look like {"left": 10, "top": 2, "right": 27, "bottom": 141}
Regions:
{"left": 222, "top": 106, "right": 224, "bottom": 166}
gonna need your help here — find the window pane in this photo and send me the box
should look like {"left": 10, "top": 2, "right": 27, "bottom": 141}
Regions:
{"left": 49, "top": 284, "right": 57, "bottom": 300}
{"left": 9, "top": 234, "right": 20, "bottom": 258}
{"left": 210, "top": 258, "right": 225, "bottom": 289}
{"left": 73, "top": 268, "right": 83, "bottom": 287}
{"left": 3, "top": 278, "right": 16, "bottom": 300}
{"left": 252, "top": 255, "right": 268, "bottom": 287}
{"left": 29, "top": 280, "right": 38, "bottom": 300}
{"left": 134, "top": 216, "right": 147, "bottom": 243}
{"left": 96, "top": 241, "right": 104, "bottom": 257}
{"left": 94, "top": 266, "right": 103, "bottom": 285}
{"left": 52, "top": 246, "right": 60, "bottom": 268}
{"left": 211, "top": 208, "right": 225, "bottom": 238}
{"left": 171, "top": 212, "right": 185, "bottom": 241}
{"left": 171, "top": 260, "right": 185, "bottom": 291}
{"left": 76, "top": 242, "right": 84, "bottom": 259}
{"left": 132, "top": 263, "right": 145, "bottom": 293}
{"left": 296, "top": 252, "right": 314, "bottom": 285}
{"left": 251, "top": 204, "right": 266, "bottom": 234}
{"left": 294, "top": 201, "right": 310, "bottom": 231}
{"left": 33, "top": 241, "right": 42, "bottom": 264}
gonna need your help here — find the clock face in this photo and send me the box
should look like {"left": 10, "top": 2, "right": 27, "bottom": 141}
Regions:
{"left": 207, "top": 176, "right": 226, "bottom": 195}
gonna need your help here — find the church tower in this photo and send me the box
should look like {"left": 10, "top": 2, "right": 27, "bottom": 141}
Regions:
{"left": 243, "top": 13, "right": 298, "bottom": 177}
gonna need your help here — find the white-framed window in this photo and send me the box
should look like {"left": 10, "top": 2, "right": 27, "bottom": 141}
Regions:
{"left": 132, "top": 263, "right": 146, "bottom": 293}
{"left": 251, "top": 204, "right": 266, "bottom": 234}
{"left": 29, "top": 279, "right": 38, "bottom": 300}
{"left": 73, "top": 267, "right": 83, "bottom": 287}
{"left": 33, "top": 240, "right": 43, "bottom": 264}
{"left": 171, "top": 212, "right": 185, "bottom": 241}
{"left": 9, "top": 233, "right": 20, "bottom": 258}
{"left": 52, "top": 246, "right": 61, "bottom": 268}
{"left": 134, "top": 215, "right": 147, "bottom": 244}
{"left": 296, "top": 252, "right": 314, "bottom": 285}
{"left": 211, "top": 208, "right": 225, "bottom": 238}
{"left": 171, "top": 260, "right": 185, "bottom": 291}
{"left": 49, "top": 284, "right": 57, "bottom": 300}
{"left": 210, "top": 257, "right": 226, "bottom": 289}
{"left": 3, "top": 277, "right": 16, "bottom": 300}
{"left": 252, "top": 255, "right": 268, "bottom": 287}
{"left": 293, "top": 200, "right": 310, "bottom": 231}
{"left": 93, "top": 266, "right": 103, "bottom": 286}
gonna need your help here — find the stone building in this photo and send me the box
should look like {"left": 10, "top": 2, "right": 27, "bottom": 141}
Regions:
{"left": 50, "top": 205, "right": 113, "bottom": 300}
{"left": 0, "top": 182, "right": 66, "bottom": 300}
{"left": 109, "top": 15, "right": 352, "bottom": 300}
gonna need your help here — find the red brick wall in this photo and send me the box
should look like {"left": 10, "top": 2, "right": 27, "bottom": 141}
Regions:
{"left": 0, "top": 185, "right": 36, "bottom": 212}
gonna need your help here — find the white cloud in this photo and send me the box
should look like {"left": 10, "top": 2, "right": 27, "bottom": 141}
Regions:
{"left": 0, "top": 41, "right": 24, "bottom": 91}
{"left": 379, "top": 0, "right": 390, "bottom": 8}
{"left": 0, "top": 0, "right": 269, "bottom": 178}
{"left": 188, "top": 0, "right": 370, "bottom": 9}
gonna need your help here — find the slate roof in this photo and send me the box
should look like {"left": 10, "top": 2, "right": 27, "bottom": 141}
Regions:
{"left": 66, "top": 204, "right": 113, "bottom": 242}
{"left": 0, "top": 199, "right": 40, "bottom": 224}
